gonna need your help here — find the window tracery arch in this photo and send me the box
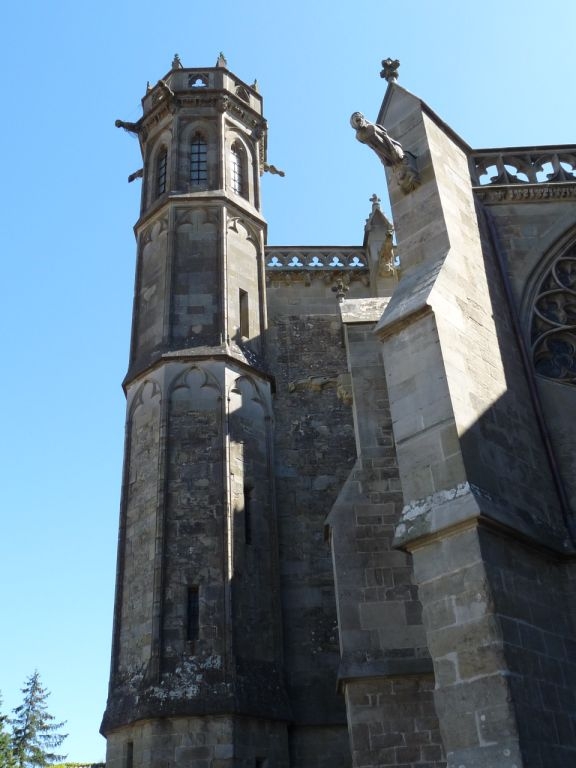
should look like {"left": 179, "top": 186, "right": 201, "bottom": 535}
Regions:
{"left": 531, "top": 243, "right": 576, "bottom": 384}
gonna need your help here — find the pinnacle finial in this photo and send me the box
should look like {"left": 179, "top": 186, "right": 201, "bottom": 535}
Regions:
{"left": 216, "top": 52, "right": 228, "bottom": 68}
{"left": 380, "top": 58, "right": 400, "bottom": 83}
{"left": 172, "top": 53, "right": 182, "bottom": 69}
{"left": 370, "top": 193, "right": 381, "bottom": 211}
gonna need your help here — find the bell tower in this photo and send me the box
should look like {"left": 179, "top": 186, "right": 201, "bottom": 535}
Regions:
{"left": 102, "top": 55, "right": 290, "bottom": 768}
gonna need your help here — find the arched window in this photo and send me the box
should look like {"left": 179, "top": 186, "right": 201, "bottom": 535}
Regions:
{"left": 531, "top": 244, "right": 576, "bottom": 384}
{"left": 231, "top": 143, "right": 246, "bottom": 198}
{"left": 190, "top": 136, "right": 207, "bottom": 185}
{"left": 156, "top": 148, "right": 167, "bottom": 197}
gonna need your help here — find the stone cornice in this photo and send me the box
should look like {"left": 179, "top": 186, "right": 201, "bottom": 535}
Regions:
{"left": 122, "top": 346, "right": 275, "bottom": 393}
{"left": 140, "top": 88, "right": 265, "bottom": 143}
{"left": 266, "top": 269, "right": 369, "bottom": 288}
{"left": 474, "top": 182, "right": 576, "bottom": 204}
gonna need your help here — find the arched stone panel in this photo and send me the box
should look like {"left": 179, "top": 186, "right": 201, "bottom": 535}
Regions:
{"left": 134, "top": 217, "right": 168, "bottom": 360}
{"left": 225, "top": 129, "right": 257, "bottom": 205}
{"left": 177, "top": 119, "right": 217, "bottom": 191}
{"left": 172, "top": 207, "right": 220, "bottom": 347}
{"left": 118, "top": 379, "right": 162, "bottom": 675}
{"left": 227, "top": 374, "right": 277, "bottom": 664}
{"left": 144, "top": 130, "right": 172, "bottom": 208}
{"left": 227, "top": 216, "right": 262, "bottom": 345}
{"left": 163, "top": 365, "right": 225, "bottom": 669}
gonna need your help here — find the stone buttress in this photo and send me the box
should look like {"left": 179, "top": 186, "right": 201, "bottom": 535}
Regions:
{"left": 376, "top": 79, "right": 576, "bottom": 768}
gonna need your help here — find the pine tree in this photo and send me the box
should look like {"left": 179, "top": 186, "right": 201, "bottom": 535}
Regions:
{"left": 0, "top": 693, "right": 16, "bottom": 768}
{"left": 11, "top": 673, "right": 67, "bottom": 768}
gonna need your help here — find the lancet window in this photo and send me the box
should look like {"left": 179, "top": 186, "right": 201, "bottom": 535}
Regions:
{"left": 231, "top": 142, "right": 246, "bottom": 198}
{"left": 156, "top": 148, "right": 167, "bottom": 197}
{"left": 190, "top": 136, "right": 207, "bottom": 185}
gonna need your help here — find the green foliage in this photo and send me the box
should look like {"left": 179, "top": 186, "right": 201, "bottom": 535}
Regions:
{"left": 0, "top": 693, "right": 16, "bottom": 768}
{"left": 52, "top": 764, "right": 104, "bottom": 768}
{"left": 10, "top": 673, "right": 67, "bottom": 768}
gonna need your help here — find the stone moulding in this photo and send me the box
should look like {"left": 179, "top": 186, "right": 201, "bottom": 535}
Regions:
{"left": 265, "top": 269, "right": 369, "bottom": 289}
{"left": 474, "top": 182, "right": 576, "bottom": 204}
{"left": 336, "top": 654, "right": 434, "bottom": 691}
{"left": 265, "top": 247, "right": 370, "bottom": 287}
{"left": 393, "top": 482, "right": 574, "bottom": 555}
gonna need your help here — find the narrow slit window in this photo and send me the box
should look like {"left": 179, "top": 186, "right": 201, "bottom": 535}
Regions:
{"left": 187, "top": 586, "right": 199, "bottom": 643}
{"left": 239, "top": 289, "right": 249, "bottom": 338}
{"left": 244, "top": 485, "right": 253, "bottom": 545}
{"left": 126, "top": 742, "right": 134, "bottom": 768}
{"left": 156, "top": 149, "right": 167, "bottom": 196}
{"left": 190, "top": 137, "right": 207, "bottom": 185}
{"left": 231, "top": 143, "right": 245, "bottom": 196}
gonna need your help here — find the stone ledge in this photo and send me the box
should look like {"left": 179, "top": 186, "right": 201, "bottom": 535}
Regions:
{"left": 393, "top": 482, "right": 575, "bottom": 556}
{"left": 337, "top": 654, "right": 434, "bottom": 692}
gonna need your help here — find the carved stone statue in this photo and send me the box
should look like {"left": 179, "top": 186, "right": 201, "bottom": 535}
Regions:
{"left": 350, "top": 112, "right": 405, "bottom": 167}
{"left": 351, "top": 112, "right": 421, "bottom": 194}
{"left": 115, "top": 119, "right": 141, "bottom": 134}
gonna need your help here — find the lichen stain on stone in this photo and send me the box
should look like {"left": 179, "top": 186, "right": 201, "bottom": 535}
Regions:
{"left": 401, "top": 481, "right": 471, "bottom": 520}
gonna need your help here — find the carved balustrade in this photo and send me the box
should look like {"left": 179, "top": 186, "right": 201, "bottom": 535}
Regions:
{"left": 265, "top": 247, "right": 367, "bottom": 270}
{"left": 470, "top": 146, "right": 576, "bottom": 186}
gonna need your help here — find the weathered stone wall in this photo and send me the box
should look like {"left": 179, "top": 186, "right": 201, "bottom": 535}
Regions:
{"left": 116, "top": 378, "right": 161, "bottom": 676}
{"left": 228, "top": 372, "right": 281, "bottom": 667}
{"left": 132, "top": 218, "right": 169, "bottom": 365}
{"left": 328, "top": 300, "right": 445, "bottom": 768}
{"left": 266, "top": 275, "right": 357, "bottom": 764}
{"left": 484, "top": 532, "right": 576, "bottom": 768}
{"left": 412, "top": 524, "right": 525, "bottom": 767}
{"left": 345, "top": 678, "right": 443, "bottom": 768}
{"left": 163, "top": 365, "right": 225, "bottom": 673}
{"left": 105, "top": 361, "right": 290, "bottom": 738}
{"left": 412, "top": 521, "right": 576, "bottom": 768}
{"left": 225, "top": 215, "right": 264, "bottom": 351}
{"left": 105, "top": 715, "right": 289, "bottom": 768}
{"left": 172, "top": 206, "right": 221, "bottom": 348}
{"left": 288, "top": 725, "right": 351, "bottom": 768}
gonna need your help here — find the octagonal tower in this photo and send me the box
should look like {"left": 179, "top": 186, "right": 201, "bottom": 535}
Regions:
{"left": 101, "top": 55, "right": 290, "bottom": 768}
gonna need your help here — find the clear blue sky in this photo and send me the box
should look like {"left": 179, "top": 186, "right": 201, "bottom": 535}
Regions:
{"left": 1, "top": 0, "right": 574, "bottom": 762}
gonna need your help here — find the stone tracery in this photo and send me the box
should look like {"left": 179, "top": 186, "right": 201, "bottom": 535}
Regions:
{"left": 532, "top": 245, "right": 576, "bottom": 384}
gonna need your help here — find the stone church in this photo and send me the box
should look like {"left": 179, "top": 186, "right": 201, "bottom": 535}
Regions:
{"left": 101, "top": 54, "right": 576, "bottom": 768}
